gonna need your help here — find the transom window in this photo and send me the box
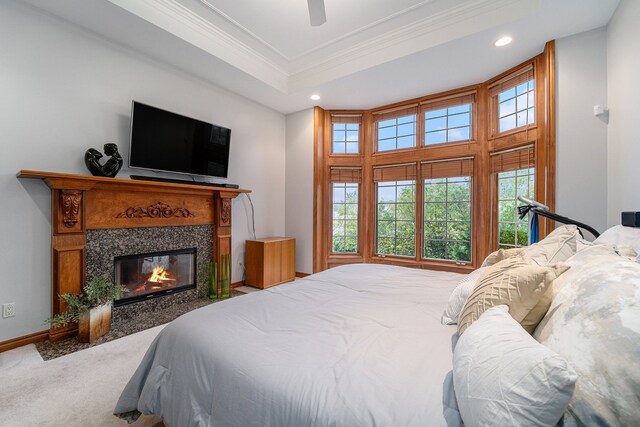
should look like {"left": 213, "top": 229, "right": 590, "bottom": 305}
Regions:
{"left": 332, "top": 122, "right": 359, "bottom": 154}
{"left": 425, "top": 103, "right": 472, "bottom": 145}
{"left": 377, "top": 113, "right": 417, "bottom": 152}
{"left": 332, "top": 183, "right": 359, "bottom": 253}
{"left": 498, "top": 79, "right": 535, "bottom": 133}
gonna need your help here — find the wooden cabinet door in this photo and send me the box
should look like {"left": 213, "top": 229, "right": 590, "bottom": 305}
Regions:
{"left": 264, "top": 240, "right": 283, "bottom": 286}
{"left": 281, "top": 239, "right": 296, "bottom": 283}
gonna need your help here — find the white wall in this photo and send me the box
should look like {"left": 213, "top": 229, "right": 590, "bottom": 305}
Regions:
{"left": 607, "top": 0, "right": 640, "bottom": 226}
{"left": 0, "top": 1, "right": 285, "bottom": 342}
{"left": 284, "top": 109, "right": 315, "bottom": 274}
{"left": 280, "top": 31, "right": 615, "bottom": 272}
{"left": 555, "top": 28, "right": 608, "bottom": 236}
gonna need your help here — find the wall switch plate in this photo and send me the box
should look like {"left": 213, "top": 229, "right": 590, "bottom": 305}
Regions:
{"left": 3, "top": 302, "right": 16, "bottom": 318}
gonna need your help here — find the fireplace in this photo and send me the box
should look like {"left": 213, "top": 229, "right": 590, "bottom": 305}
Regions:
{"left": 114, "top": 248, "right": 196, "bottom": 306}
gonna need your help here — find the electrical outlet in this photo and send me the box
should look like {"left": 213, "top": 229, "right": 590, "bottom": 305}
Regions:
{"left": 3, "top": 302, "right": 16, "bottom": 318}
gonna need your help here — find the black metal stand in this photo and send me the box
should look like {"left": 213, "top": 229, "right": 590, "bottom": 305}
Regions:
{"left": 517, "top": 205, "right": 600, "bottom": 238}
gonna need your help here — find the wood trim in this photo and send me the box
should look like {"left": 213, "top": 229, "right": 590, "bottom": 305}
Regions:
{"left": 0, "top": 330, "right": 49, "bottom": 353}
{"left": 17, "top": 170, "right": 250, "bottom": 196}
{"left": 313, "top": 49, "right": 556, "bottom": 272}
{"left": 544, "top": 40, "right": 557, "bottom": 235}
{"left": 17, "top": 170, "right": 250, "bottom": 341}
{"left": 313, "top": 107, "right": 326, "bottom": 273}
{"left": 295, "top": 272, "right": 311, "bottom": 278}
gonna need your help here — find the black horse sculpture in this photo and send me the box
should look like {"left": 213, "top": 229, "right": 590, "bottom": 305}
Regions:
{"left": 84, "top": 143, "right": 123, "bottom": 178}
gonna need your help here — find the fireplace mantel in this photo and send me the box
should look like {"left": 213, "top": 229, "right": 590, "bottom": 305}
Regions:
{"left": 17, "top": 170, "right": 250, "bottom": 341}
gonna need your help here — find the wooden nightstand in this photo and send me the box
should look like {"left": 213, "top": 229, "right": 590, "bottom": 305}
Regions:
{"left": 245, "top": 237, "right": 296, "bottom": 289}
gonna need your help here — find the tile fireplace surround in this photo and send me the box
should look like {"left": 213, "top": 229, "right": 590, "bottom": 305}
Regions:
{"left": 86, "top": 225, "right": 212, "bottom": 324}
{"left": 16, "top": 170, "right": 250, "bottom": 343}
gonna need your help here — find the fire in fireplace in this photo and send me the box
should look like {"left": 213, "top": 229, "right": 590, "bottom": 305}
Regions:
{"left": 114, "top": 248, "right": 196, "bottom": 306}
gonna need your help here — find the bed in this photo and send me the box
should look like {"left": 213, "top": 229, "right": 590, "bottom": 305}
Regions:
{"left": 116, "top": 224, "right": 640, "bottom": 426}
{"left": 114, "top": 264, "right": 464, "bottom": 426}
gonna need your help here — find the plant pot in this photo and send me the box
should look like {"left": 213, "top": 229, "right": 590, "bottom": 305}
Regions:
{"left": 78, "top": 302, "right": 112, "bottom": 343}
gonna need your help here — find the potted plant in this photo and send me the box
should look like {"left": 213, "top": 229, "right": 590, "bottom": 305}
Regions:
{"left": 47, "top": 276, "right": 126, "bottom": 343}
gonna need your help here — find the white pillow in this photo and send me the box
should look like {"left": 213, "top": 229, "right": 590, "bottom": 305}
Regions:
{"left": 593, "top": 224, "right": 640, "bottom": 256}
{"left": 576, "top": 236, "right": 594, "bottom": 252}
{"left": 453, "top": 305, "right": 577, "bottom": 427}
{"left": 441, "top": 267, "right": 487, "bottom": 325}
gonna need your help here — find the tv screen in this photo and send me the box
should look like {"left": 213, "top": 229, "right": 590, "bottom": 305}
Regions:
{"left": 129, "top": 101, "right": 231, "bottom": 179}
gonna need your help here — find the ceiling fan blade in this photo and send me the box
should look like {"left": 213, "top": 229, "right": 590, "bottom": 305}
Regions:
{"left": 307, "top": 0, "right": 326, "bottom": 26}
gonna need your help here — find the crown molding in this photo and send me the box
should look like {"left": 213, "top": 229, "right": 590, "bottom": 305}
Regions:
{"left": 198, "top": 0, "right": 435, "bottom": 61}
{"left": 107, "top": 0, "right": 290, "bottom": 92}
{"left": 288, "top": 0, "right": 539, "bottom": 92}
{"left": 107, "top": 0, "right": 538, "bottom": 95}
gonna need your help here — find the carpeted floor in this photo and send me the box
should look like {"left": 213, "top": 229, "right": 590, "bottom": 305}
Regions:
{"left": 0, "top": 325, "right": 166, "bottom": 427}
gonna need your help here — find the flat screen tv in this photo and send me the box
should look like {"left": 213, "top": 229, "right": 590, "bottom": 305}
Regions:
{"left": 129, "top": 101, "right": 231, "bottom": 179}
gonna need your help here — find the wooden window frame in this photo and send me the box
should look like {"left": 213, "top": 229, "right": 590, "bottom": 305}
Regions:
{"left": 422, "top": 157, "right": 474, "bottom": 264}
{"left": 372, "top": 105, "right": 419, "bottom": 154}
{"left": 330, "top": 181, "right": 361, "bottom": 255}
{"left": 330, "top": 114, "right": 363, "bottom": 157}
{"left": 489, "top": 66, "right": 536, "bottom": 139}
{"left": 313, "top": 42, "right": 556, "bottom": 274}
{"left": 374, "top": 178, "right": 417, "bottom": 258}
{"left": 421, "top": 94, "right": 476, "bottom": 147}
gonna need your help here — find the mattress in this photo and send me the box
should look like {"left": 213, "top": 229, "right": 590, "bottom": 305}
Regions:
{"left": 115, "top": 263, "right": 463, "bottom": 427}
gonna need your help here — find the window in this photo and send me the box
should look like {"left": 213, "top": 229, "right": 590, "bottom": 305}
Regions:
{"left": 375, "top": 108, "right": 417, "bottom": 152}
{"left": 495, "top": 71, "right": 535, "bottom": 133}
{"left": 330, "top": 168, "right": 361, "bottom": 253}
{"left": 374, "top": 164, "right": 417, "bottom": 257}
{"left": 317, "top": 55, "right": 553, "bottom": 273}
{"left": 425, "top": 103, "right": 472, "bottom": 145}
{"left": 332, "top": 122, "right": 359, "bottom": 154}
{"left": 491, "top": 146, "right": 535, "bottom": 249}
{"left": 422, "top": 158, "right": 473, "bottom": 262}
{"left": 332, "top": 183, "right": 358, "bottom": 252}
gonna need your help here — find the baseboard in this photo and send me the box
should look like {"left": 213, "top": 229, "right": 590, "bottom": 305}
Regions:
{"left": 231, "top": 280, "right": 244, "bottom": 289}
{"left": 0, "top": 329, "right": 49, "bottom": 353}
{"left": 295, "top": 272, "right": 311, "bottom": 278}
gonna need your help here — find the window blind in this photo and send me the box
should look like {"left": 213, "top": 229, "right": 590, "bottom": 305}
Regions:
{"left": 373, "top": 105, "right": 418, "bottom": 122}
{"left": 373, "top": 163, "right": 417, "bottom": 182}
{"left": 490, "top": 145, "right": 535, "bottom": 173}
{"left": 329, "top": 167, "right": 362, "bottom": 183}
{"left": 421, "top": 157, "right": 474, "bottom": 179}
{"left": 489, "top": 67, "right": 534, "bottom": 96}
{"left": 420, "top": 94, "right": 475, "bottom": 113}
{"left": 331, "top": 114, "right": 362, "bottom": 124}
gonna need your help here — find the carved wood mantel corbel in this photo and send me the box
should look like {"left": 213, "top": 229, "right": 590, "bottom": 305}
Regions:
{"left": 17, "top": 170, "right": 250, "bottom": 341}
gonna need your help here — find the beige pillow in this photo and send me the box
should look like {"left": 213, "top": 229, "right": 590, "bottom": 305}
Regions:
{"left": 481, "top": 247, "right": 525, "bottom": 267}
{"left": 457, "top": 257, "right": 570, "bottom": 336}
{"left": 525, "top": 225, "right": 579, "bottom": 265}
{"left": 521, "top": 287, "right": 552, "bottom": 334}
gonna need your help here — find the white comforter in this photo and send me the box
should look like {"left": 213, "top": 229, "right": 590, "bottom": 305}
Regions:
{"left": 115, "top": 264, "right": 462, "bottom": 427}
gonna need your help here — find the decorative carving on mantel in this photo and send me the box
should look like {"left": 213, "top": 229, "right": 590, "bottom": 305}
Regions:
{"left": 116, "top": 202, "right": 195, "bottom": 219}
{"left": 221, "top": 199, "right": 231, "bottom": 225}
{"left": 61, "top": 190, "right": 82, "bottom": 227}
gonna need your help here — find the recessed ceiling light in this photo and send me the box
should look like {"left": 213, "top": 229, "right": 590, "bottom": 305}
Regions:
{"left": 494, "top": 36, "right": 513, "bottom": 47}
{"left": 310, "top": 94, "right": 321, "bottom": 101}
